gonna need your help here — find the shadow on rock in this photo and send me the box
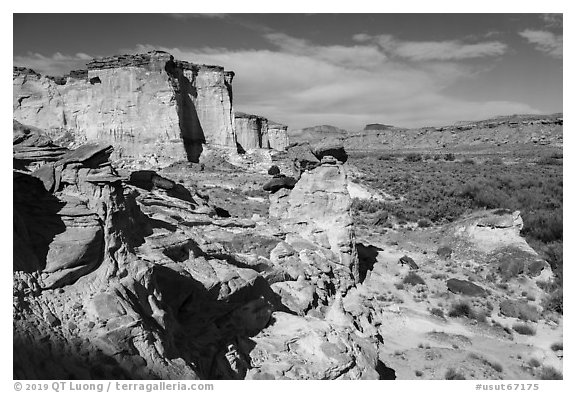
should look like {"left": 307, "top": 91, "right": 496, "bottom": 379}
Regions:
{"left": 357, "top": 243, "right": 383, "bottom": 282}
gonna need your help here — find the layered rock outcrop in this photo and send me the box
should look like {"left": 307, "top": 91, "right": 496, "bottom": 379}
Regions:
{"left": 270, "top": 144, "right": 359, "bottom": 293}
{"left": 234, "top": 112, "right": 289, "bottom": 151}
{"left": 13, "top": 122, "right": 382, "bottom": 380}
{"left": 13, "top": 51, "right": 236, "bottom": 163}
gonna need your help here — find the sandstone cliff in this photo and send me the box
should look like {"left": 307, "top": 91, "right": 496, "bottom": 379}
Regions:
{"left": 13, "top": 51, "right": 237, "bottom": 163}
{"left": 234, "top": 112, "right": 289, "bottom": 152}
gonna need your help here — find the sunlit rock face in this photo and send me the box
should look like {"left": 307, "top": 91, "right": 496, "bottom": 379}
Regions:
{"left": 267, "top": 122, "right": 289, "bottom": 151}
{"left": 13, "top": 51, "right": 237, "bottom": 162}
{"left": 234, "top": 112, "right": 289, "bottom": 152}
{"left": 270, "top": 159, "right": 359, "bottom": 291}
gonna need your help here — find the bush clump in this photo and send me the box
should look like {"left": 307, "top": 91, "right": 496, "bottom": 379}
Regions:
{"left": 448, "top": 302, "right": 474, "bottom": 319}
{"left": 550, "top": 342, "right": 563, "bottom": 351}
{"left": 430, "top": 308, "right": 445, "bottom": 319}
{"left": 540, "top": 366, "right": 562, "bottom": 380}
{"left": 512, "top": 323, "right": 536, "bottom": 336}
{"left": 445, "top": 368, "right": 466, "bottom": 380}
{"left": 417, "top": 218, "right": 432, "bottom": 228}
{"left": 403, "top": 272, "right": 426, "bottom": 286}
{"left": 404, "top": 153, "right": 423, "bottom": 162}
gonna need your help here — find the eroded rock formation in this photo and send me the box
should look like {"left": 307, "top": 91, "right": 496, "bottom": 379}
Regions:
{"left": 234, "top": 112, "right": 289, "bottom": 152}
{"left": 13, "top": 122, "right": 381, "bottom": 380}
{"left": 13, "top": 51, "right": 236, "bottom": 163}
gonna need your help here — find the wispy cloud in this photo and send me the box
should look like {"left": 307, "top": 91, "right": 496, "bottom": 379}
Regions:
{"left": 13, "top": 52, "right": 92, "bottom": 75}
{"left": 129, "top": 35, "right": 535, "bottom": 129}
{"left": 353, "top": 34, "right": 507, "bottom": 61}
{"left": 519, "top": 29, "right": 562, "bottom": 58}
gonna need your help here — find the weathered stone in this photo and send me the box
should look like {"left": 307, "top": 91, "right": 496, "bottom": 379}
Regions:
{"left": 270, "top": 162, "right": 359, "bottom": 289}
{"left": 311, "top": 138, "right": 348, "bottom": 163}
{"left": 246, "top": 312, "right": 380, "bottom": 380}
{"left": 399, "top": 255, "right": 419, "bottom": 270}
{"left": 263, "top": 176, "right": 297, "bottom": 193}
{"left": 286, "top": 143, "right": 320, "bottom": 176}
{"left": 446, "top": 278, "right": 486, "bottom": 297}
{"left": 437, "top": 246, "right": 453, "bottom": 259}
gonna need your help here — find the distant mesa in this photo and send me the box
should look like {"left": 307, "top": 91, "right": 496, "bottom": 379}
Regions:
{"left": 289, "top": 125, "right": 348, "bottom": 144}
{"left": 364, "top": 123, "right": 395, "bottom": 131}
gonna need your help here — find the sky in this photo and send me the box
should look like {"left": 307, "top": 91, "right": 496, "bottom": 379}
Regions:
{"left": 13, "top": 13, "right": 563, "bottom": 131}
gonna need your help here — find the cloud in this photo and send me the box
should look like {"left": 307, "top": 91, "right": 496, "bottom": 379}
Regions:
{"left": 519, "top": 29, "right": 562, "bottom": 58}
{"left": 13, "top": 52, "right": 92, "bottom": 75}
{"left": 129, "top": 37, "right": 536, "bottom": 130}
{"left": 354, "top": 34, "right": 508, "bottom": 61}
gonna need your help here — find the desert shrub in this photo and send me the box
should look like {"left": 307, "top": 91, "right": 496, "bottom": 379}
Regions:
{"left": 550, "top": 342, "right": 563, "bottom": 351}
{"left": 404, "top": 153, "right": 423, "bottom": 162}
{"left": 415, "top": 370, "right": 423, "bottom": 377}
{"left": 512, "top": 323, "right": 536, "bottom": 336}
{"left": 417, "top": 218, "right": 432, "bottom": 228}
{"left": 488, "top": 157, "right": 504, "bottom": 165}
{"left": 403, "top": 272, "right": 426, "bottom": 286}
{"left": 394, "top": 283, "right": 405, "bottom": 290}
{"left": 537, "top": 156, "right": 562, "bottom": 166}
{"left": 445, "top": 368, "right": 466, "bottom": 380}
{"left": 448, "top": 302, "right": 474, "bottom": 319}
{"left": 490, "top": 362, "right": 503, "bottom": 373}
{"left": 541, "top": 289, "right": 563, "bottom": 314}
{"left": 444, "top": 153, "right": 456, "bottom": 161}
{"left": 550, "top": 151, "right": 563, "bottom": 159}
{"left": 528, "top": 358, "right": 541, "bottom": 368}
{"left": 378, "top": 154, "right": 395, "bottom": 161}
{"left": 433, "top": 154, "right": 442, "bottom": 161}
{"left": 540, "top": 366, "right": 562, "bottom": 380}
{"left": 430, "top": 308, "right": 445, "bottom": 319}
{"left": 522, "top": 211, "right": 562, "bottom": 243}
{"left": 267, "top": 165, "right": 280, "bottom": 176}
{"left": 462, "top": 158, "right": 476, "bottom": 165}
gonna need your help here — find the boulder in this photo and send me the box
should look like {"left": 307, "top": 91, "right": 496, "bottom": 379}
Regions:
{"left": 286, "top": 143, "right": 320, "bottom": 176}
{"left": 311, "top": 138, "right": 348, "bottom": 163}
{"left": 437, "top": 246, "right": 453, "bottom": 259}
{"left": 499, "top": 300, "right": 540, "bottom": 322}
{"left": 399, "top": 255, "right": 419, "bottom": 270}
{"left": 268, "top": 165, "right": 281, "bottom": 176}
{"left": 446, "top": 278, "right": 486, "bottom": 297}
{"left": 245, "top": 312, "right": 380, "bottom": 380}
{"left": 263, "top": 176, "right": 297, "bottom": 193}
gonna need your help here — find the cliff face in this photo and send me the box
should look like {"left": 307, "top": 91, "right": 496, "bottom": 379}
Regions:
{"left": 234, "top": 112, "right": 289, "bottom": 151}
{"left": 267, "top": 122, "right": 289, "bottom": 151}
{"left": 13, "top": 51, "right": 237, "bottom": 162}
